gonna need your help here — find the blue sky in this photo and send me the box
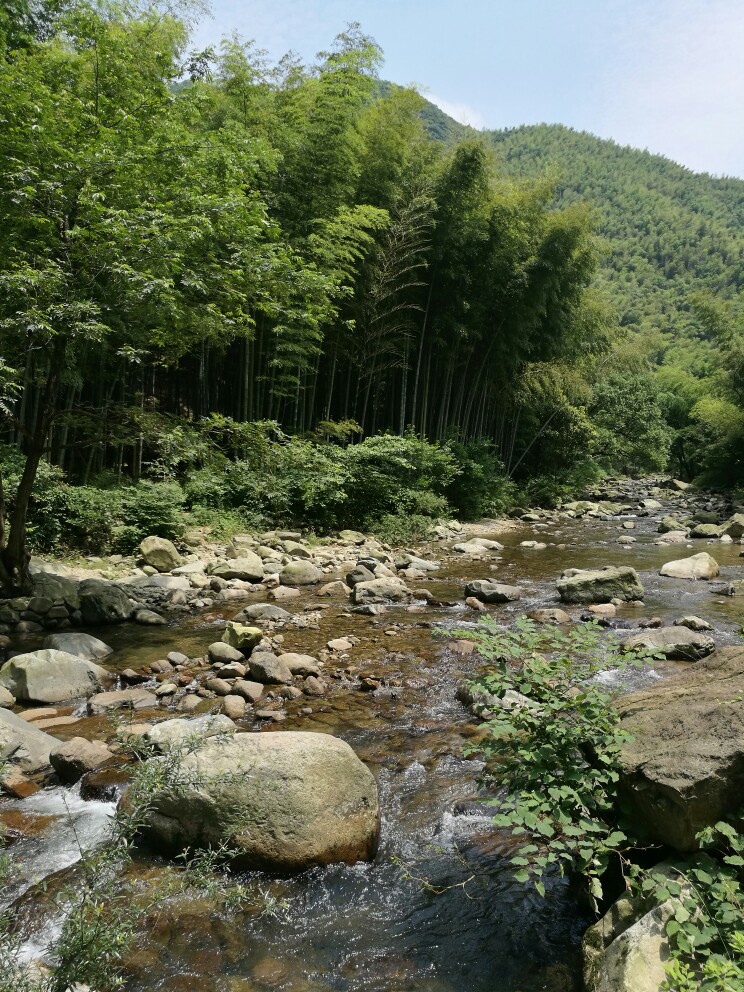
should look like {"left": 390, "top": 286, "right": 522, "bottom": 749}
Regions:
{"left": 189, "top": 0, "right": 744, "bottom": 178}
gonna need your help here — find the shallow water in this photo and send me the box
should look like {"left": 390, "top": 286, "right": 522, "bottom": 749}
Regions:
{"left": 3, "top": 484, "right": 743, "bottom": 991}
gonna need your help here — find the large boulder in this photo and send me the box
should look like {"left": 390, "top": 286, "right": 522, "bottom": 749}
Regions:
{"left": 724, "top": 513, "right": 744, "bottom": 539}
{"left": 50, "top": 737, "right": 113, "bottom": 784}
{"left": 622, "top": 626, "right": 716, "bottom": 661}
{"left": 659, "top": 552, "right": 719, "bottom": 580}
{"left": 209, "top": 553, "right": 264, "bottom": 582}
{"left": 463, "top": 580, "right": 522, "bottom": 604}
{"left": 616, "top": 647, "right": 744, "bottom": 851}
{"left": 29, "top": 570, "right": 80, "bottom": 611}
{"left": 140, "top": 536, "right": 183, "bottom": 572}
{"left": 351, "top": 577, "right": 410, "bottom": 605}
{"left": 556, "top": 566, "right": 644, "bottom": 604}
{"left": 0, "top": 650, "right": 110, "bottom": 704}
{"left": 690, "top": 522, "right": 723, "bottom": 539}
{"left": 0, "top": 708, "right": 56, "bottom": 774}
{"left": 279, "top": 561, "right": 322, "bottom": 586}
{"left": 129, "top": 731, "right": 380, "bottom": 872}
{"left": 43, "top": 632, "right": 113, "bottom": 661}
{"left": 79, "top": 579, "right": 133, "bottom": 624}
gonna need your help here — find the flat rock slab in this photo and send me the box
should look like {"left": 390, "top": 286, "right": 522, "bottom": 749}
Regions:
{"left": 622, "top": 626, "right": 716, "bottom": 661}
{"left": 0, "top": 708, "right": 57, "bottom": 775}
{"left": 88, "top": 687, "right": 158, "bottom": 715}
{"left": 616, "top": 646, "right": 744, "bottom": 851}
{"left": 556, "top": 565, "right": 644, "bottom": 604}
{"left": 43, "top": 632, "right": 113, "bottom": 661}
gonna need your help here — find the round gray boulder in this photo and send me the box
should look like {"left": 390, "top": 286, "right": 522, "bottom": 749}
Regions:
{"left": 129, "top": 731, "right": 380, "bottom": 872}
{"left": 0, "top": 650, "right": 110, "bottom": 704}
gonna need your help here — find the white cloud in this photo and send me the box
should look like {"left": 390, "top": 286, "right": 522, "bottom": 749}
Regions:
{"left": 428, "top": 93, "right": 487, "bottom": 130}
{"left": 598, "top": 0, "right": 744, "bottom": 176}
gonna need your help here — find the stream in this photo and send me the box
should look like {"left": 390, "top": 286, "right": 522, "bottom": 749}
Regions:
{"left": 2, "top": 480, "right": 743, "bottom": 992}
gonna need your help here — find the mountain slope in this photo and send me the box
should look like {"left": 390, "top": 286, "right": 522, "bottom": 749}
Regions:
{"left": 485, "top": 124, "right": 744, "bottom": 350}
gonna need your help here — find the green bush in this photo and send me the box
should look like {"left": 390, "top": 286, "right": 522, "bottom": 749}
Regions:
{"left": 368, "top": 513, "right": 436, "bottom": 546}
{"left": 446, "top": 439, "right": 518, "bottom": 519}
{"left": 112, "top": 481, "right": 186, "bottom": 553}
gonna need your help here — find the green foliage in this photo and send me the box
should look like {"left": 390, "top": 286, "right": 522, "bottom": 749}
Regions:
{"left": 459, "top": 615, "right": 744, "bottom": 990}
{"left": 113, "top": 481, "right": 186, "bottom": 553}
{"left": 459, "top": 617, "right": 655, "bottom": 907}
{"left": 367, "top": 513, "right": 436, "bottom": 546}
{"left": 445, "top": 440, "right": 517, "bottom": 519}
{"left": 590, "top": 369, "right": 673, "bottom": 473}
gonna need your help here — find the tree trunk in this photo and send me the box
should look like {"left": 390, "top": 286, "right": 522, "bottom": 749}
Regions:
{"left": 0, "top": 338, "right": 66, "bottom": 595}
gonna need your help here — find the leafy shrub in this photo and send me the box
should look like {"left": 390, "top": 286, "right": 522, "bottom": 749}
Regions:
{"left": 113, "top": 481, "right": 186, "bottom": 552}
{"left": 446, "top": 439, "right": 517, "bottom": 518}
{"left": 340, "top": 431, "right": 458, "bottom": 527}
{"left": 368, "top": 513, "right": 435, "bottom": 546}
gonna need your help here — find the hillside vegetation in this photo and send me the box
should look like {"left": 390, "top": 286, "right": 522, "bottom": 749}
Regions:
{"left": 0, "top": 2, "right": 743, "bottom": 586}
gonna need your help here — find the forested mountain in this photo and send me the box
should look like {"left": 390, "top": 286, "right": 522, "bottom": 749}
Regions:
{"left": 485, "top": 123, "right": 744, "bottom": 350}
{"left": 1, "top": 1, "right": 743, "bottom": 586}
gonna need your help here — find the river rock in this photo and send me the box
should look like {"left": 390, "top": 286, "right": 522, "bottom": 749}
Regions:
{"left": 673, "top": 615, "right": 713, "bottom": 632}
{"left": 616, "top": 646, "right": 744, "bottom": 850}
{"left": 43, "top": 632, "right": 113, "bottom": 661}
{"left": 622, "top": 626, "right": 716, "bottom": 661}
{"left": 452, "top": 539, "right": 503, "bottom": 555}
{"left": 140, "top": 536, "right": 182, "bottom": 572}
{"left": 278, "top": 653, "right": 320, "bottom": 676}
{"left": 207, "top": 642, "right": 244, "bottom": 665}
{"left": 0, "top": 687, "right": 14, "bottom": 708}
{"left": 146, "top": 713, "right": 236, "bottom": 752}
{"left": 583, "top": 877, "right": 680, "bottom": 992}
{"left": 0, "top": 650, "right": 110, "bottom": 704}
{"left": 529, "top": 608, "right": 572, "bottom": 624}
{"left": 235, "top": 604, "right": 292, "bottom": 622}
{"left": 225, "top": 534, "right": 257, "bottom": 557}
{"left": 0, "top": 708, "right": 56, "bottom": 775}
{"left": 723, "top": 513, "right": 744, "bottom": 539}
{"left": 352, "top": 577, "right": 410, "bottom": 604}
{"left": 319, "top": 580, "right": 352, "bottom": 597}
{"left": 134, "top": 609, "right": 167, "bottom": 625}
{"left": 279, "top": 561, "right": 322, "bottom": 586}
{"left": 87, "top": 687, "right": 158, "bottom": 715}
{"left": 204, "top": 677, "right": 232, "bottom": 696}
{"left": 50, "top": 737, "right": 113, "bottom": 783}
{"left": 221, "top": 622, "right": 262, "bottom": 653}
{"left": 248, "top": 651, "right": 294, "bottom": 685}
{"left": 657, "top": 515, "right": 687, "bottom": 534}
{"left": 659, "top": 552, "right": 719, "bottom": 580}
{"left": 463, "top": 580, "right": 522, "bottom": 604}
{"left": 338, "top": 529, "right": 366, "bottom": 545}
{"left": 209, "top": 553, "right": 264, "bottom": 582}
{"left": 79, "top": 579, "right": 133, "bottom": 624}
{"left": 556, "top": 566, "right": 644, "bottom": 604}
{"left": 690, "top": 522, "right": 723, "bottom": 538}
{"left": 221, "top": 694, "right": 246, "bottom": 720}
{"left": 130, "top": 731, "right": 380, "bottom": 872}
{"left": 345, "top": 565, "right": 375, "bottom": 587}
{"left": 231, "top": 680, "right": 264, "bottom": 704}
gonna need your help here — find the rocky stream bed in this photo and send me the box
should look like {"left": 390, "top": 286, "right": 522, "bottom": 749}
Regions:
{"left": 2, "top": 477, "right": 744, "bottom": 992}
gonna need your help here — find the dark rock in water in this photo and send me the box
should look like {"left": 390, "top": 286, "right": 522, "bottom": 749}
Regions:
{"left": 463, "top": 580, "right": 522, "bottom": 604}
{"left": 80, "top": 764, "right": 133, "bottom": 802}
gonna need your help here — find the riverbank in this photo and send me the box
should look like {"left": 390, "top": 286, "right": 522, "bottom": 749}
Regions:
{"left": 2, "top": 476, "right": 744, "bottom": 992}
